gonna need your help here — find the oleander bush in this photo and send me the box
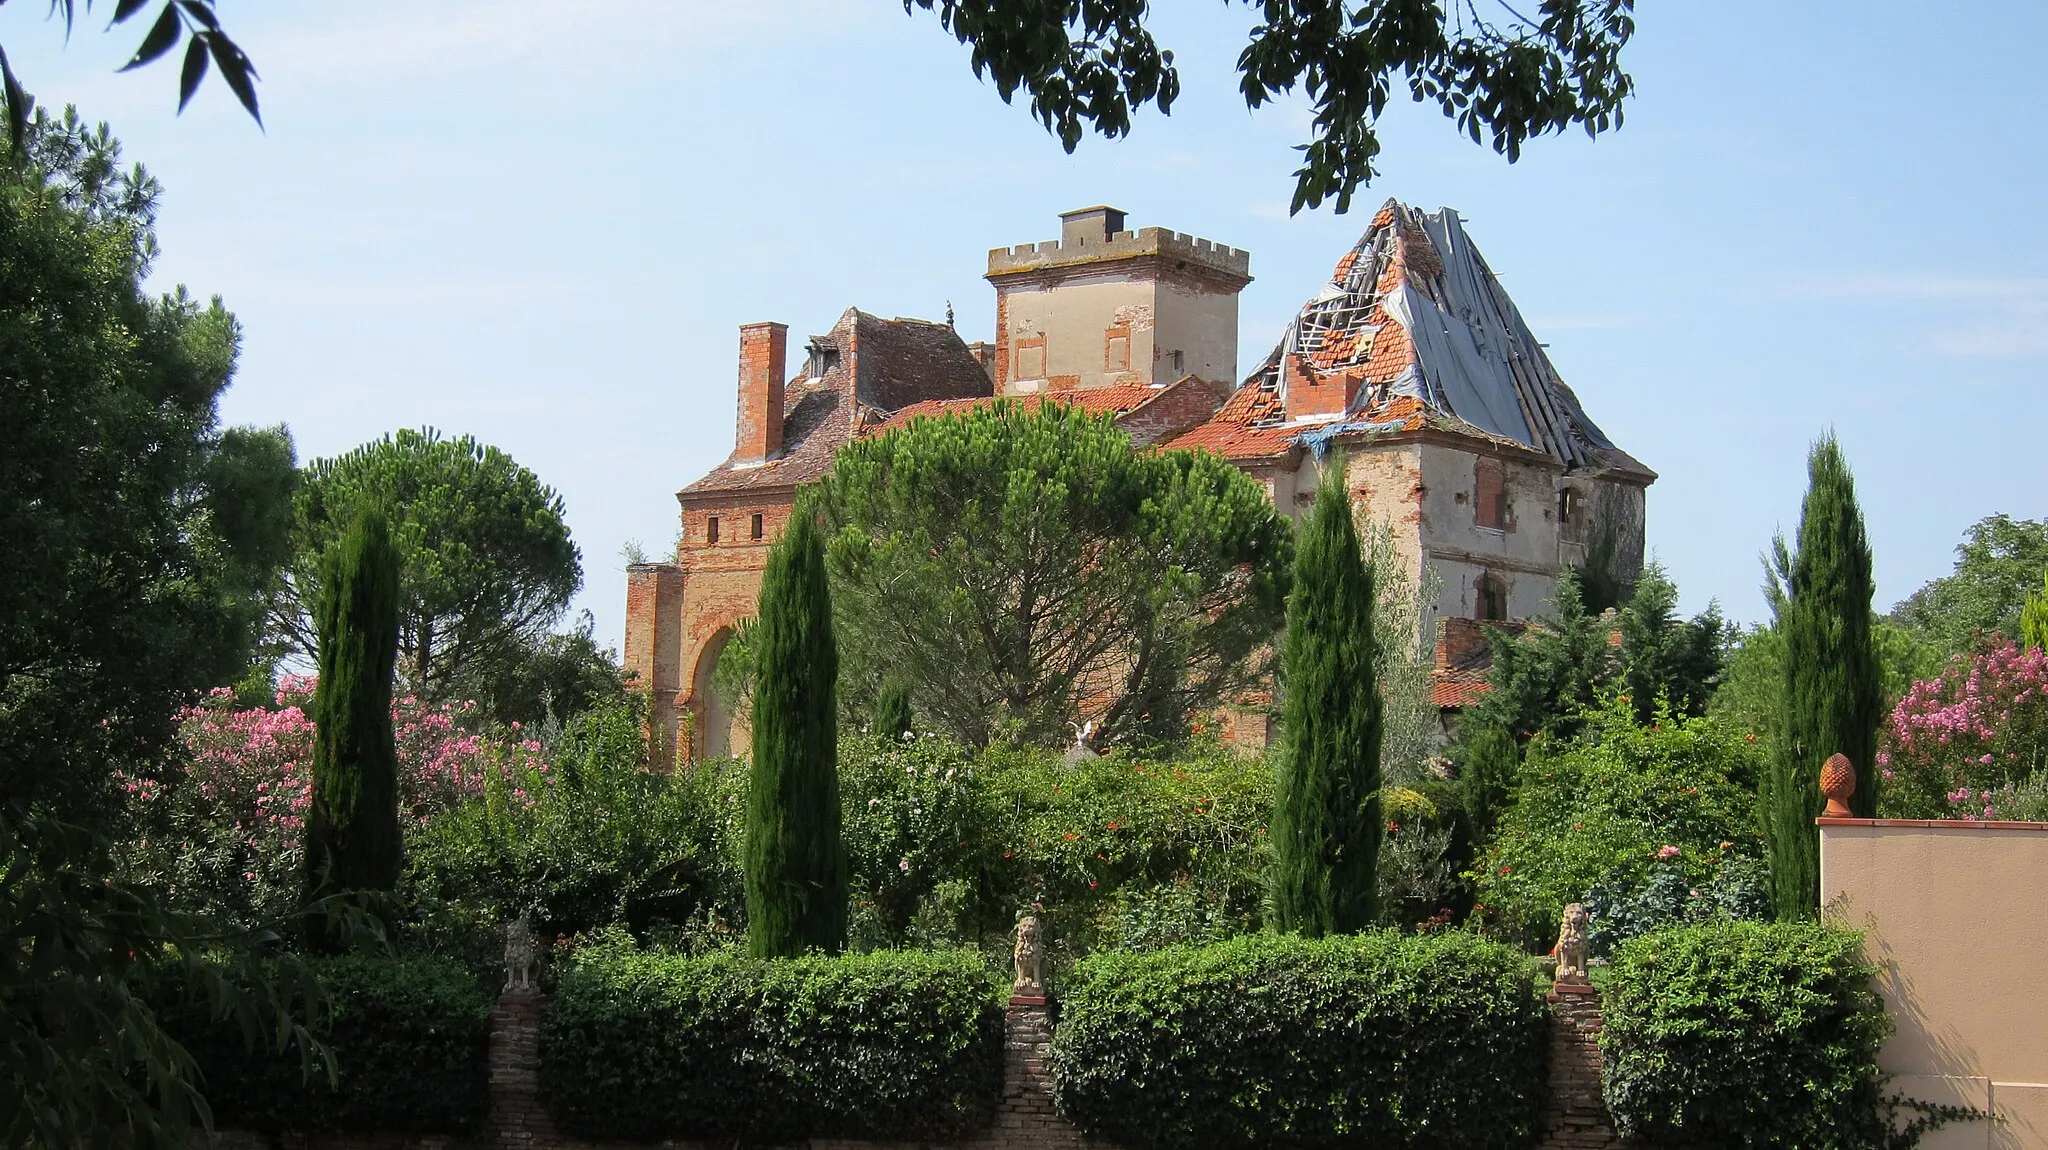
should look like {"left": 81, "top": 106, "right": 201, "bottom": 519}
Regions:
{"left": 1600, "top": 920, "right": 1893, "bottom": 1148}
{"left": 160, "top": 953, "right": 492, "bottom": 1135}
{"left": 1050, "top": 931, "right": 1549, "bottom": 1149}
{"left": 539, "top": 941, "right": 1004, "bottom": 1143}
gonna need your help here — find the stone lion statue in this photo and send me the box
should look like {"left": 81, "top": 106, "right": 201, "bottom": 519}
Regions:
{"left": 1554, "top": 903, "right": 1591, "bottom": 986}
{"left": 503, "top": 919, "right": 540, "bottom": 993}
{"left": 1012, "top": 913, "right": 1044, "bottom": 996}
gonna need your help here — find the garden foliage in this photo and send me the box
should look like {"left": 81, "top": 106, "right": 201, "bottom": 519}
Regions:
{"left": 1472, "top": 701, "right": 1763, "bottom": 948}
{"left": 1891, "top": 513, "right": 2048, "bottom": 659}
{"left": 1270, "top": 465, "right": 1383, "bottom": 936}
{"left": 1601, "top": 921, "right": 1894, "bottom": 1149}
{"left": 306, "top": 506, "right": 404, "bottom": 903}
{"left": 1050, "top": 931, "right": 1548, "bottom": 1150}
{"left": 1765, "top": 435, "right": 1882, "bottom": 920}
{"left": 160, "top": 954, "right": 491, "bottom": 1136}
{"left": 405, "top": 694, "right": 723, "bottom": 943}
{"left": 745, "top": 506, "right": 847, "bottom": 957}
{"left": 1879, "top": 640, "right": 2048, "bottom": 819}
{"left": 539, "top": 942, "right": 1002, "bottom": 1143}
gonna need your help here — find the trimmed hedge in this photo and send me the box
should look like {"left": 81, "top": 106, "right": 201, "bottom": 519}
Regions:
{"left": 1600, "top": 920, "right": 1891, "bottom": 1148}
{"left": 1050, "top": 931, "right": 1549, "bottom": 1149}
{"left": 539, "top": 944, "right": 1004, "bottom": 1142}
{"left": 161, "top": 953, "right": 492, "bottom": 1135}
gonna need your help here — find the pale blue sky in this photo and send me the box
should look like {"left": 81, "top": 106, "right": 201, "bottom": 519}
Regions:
{"left": 7, "top": 1, "right": 2044, "bottom": 648}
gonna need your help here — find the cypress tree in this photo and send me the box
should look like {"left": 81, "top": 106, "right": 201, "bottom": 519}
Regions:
{"left": 873, "top": 676, "right": 913, "bottom": 742}
{"left": 745, "top": 505, "right": 847, "bottom": 957}
{"left": 305, "top": 506, "right": 404, "bottom": 906}
{"left": 1766, "top": 434, "right": 1881, "bottom": 921}
{"left": 1270, "top": 463, "right": 1383, "bottom": 936}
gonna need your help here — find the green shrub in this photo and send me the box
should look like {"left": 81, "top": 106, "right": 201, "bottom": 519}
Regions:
{"left": 405, "top": 695, "right": 729, "bottom": 943}
{"left": 161, "top": 954, "right": 491, "bottom": 1135}
{"left": 539, "top": 942, "right": 1003, "bottom": 1142}
{"left": 1600, "top": 920, "right": 1891, "bottom": 1148}
{"left": 1473, "top": 701, "right": 1762, "bottom": 947}
{"left": 1051, "top": 931, "right": 1548, "bottom": 1149}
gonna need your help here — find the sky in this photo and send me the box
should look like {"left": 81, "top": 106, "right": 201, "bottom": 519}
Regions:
{"left": 6, "top": 1, "right": 2044, "bottom": 648}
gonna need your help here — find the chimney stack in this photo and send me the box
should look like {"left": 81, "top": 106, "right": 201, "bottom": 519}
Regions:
{"left": 734, "top": 321, "right": 788, "bottom": 464}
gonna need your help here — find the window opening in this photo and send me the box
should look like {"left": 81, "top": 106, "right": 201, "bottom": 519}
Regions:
{"left": 707, "top": 516, "right": 720, "bottom": 545}
{"left": 751, "top": 512, "right": 764, "bottom": 540}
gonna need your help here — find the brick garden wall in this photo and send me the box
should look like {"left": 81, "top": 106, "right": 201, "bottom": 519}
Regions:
{"left": 206, "top": 987, "right": 1620, "bottom": 1150}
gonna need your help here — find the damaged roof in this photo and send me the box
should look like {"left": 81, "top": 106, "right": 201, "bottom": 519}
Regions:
{"left": 1167, "top": 200, "right": 1653, "bottom": 481}
{"left": 683, "top": 309, "right": 991, "bottom": 497}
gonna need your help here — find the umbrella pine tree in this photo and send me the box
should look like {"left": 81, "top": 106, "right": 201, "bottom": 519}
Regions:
{"left": 1270, "top": 464, "right": 1383, "bottom": 936}
{"left": 745, "top": 507, "right": 848, "bottom": 957}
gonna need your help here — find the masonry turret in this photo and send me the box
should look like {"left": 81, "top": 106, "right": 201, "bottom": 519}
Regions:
{"left": 987, "top": 207, "right": 1251, "bottom": 397}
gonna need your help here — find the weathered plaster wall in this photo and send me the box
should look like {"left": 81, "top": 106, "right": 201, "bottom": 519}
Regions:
{"left": 1820, "top": 820, "right": 2048, "bottom": 1149}
{"left": 998, "top": 273, "right": 1159, "bottom": 393}
{"left": 1150, "top": 276, "right": 1241, "bottom": 389}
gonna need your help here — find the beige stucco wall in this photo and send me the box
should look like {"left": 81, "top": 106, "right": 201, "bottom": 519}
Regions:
{"left": 1820, "top": 821, "right": 2048, "bottom": 1148}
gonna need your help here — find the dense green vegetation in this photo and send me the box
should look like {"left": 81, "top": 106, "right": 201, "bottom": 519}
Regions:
{"left": 744, "top": 506, "right": 848, "bottom": 958}
{"left": 811, "top": 401, "right": 1290, "bottom": 750}
{"left": 1270, "top": 464, "right": 1384, "bottom": 936}
{"left": 159, "top": 954, "right": 491, "bottom": 1136}
{"left": 1050, "top": 932, "right": 1548, "bottom": 1149}
{"left": 306, "top": 508, "right": 405, "bottom": 909}
{"left": 539, "top": 943, "right": 1002, "bottom": 1143}
{"left": 1601, "top": 921, "right": 1898, "bottom": 1149}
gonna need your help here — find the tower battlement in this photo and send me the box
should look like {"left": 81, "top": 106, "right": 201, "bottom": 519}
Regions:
{"left": 988, "top": 209, "right": 1251, "bottom": 283}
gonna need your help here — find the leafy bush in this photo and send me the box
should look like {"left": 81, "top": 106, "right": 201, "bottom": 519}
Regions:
{"left": 1581, "top": 851, "right": 1770, "bottom": 955}
{"left": 540, "top": 942, "right": 1003, "bottom": 1143}
{"left": 1051, "top": 931, "right": 1548, "bottom": 1149}
{"left": 1601, "top": 921, "right": 1893, "bottom": 1149}
{"left": 1472, "top": 702, "right": 1762, "bottom": 947}
{"left": 160, "top": 954, "right": 491, "bottom": 1135}
{"left": 404, "top": 695, "right": 726, "bottom": 943}
{"left": 991, "top": 741, "right": 1273, "bottom": 954}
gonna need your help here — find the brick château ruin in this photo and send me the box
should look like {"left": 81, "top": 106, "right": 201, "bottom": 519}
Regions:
{"left": 626, "top": 202, "right": 1653, "bottom": 763}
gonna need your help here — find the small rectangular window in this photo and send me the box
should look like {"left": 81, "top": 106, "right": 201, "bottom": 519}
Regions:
{"left": 706, "top": 516, "right": 720, "bottom": 545}
{"left": 1105, "top": 326, "right": 1130, "bottom": 372}
{"left": 1169, "top": 349, "right": 1185, "bottom": 376}
{"left": 751, "top": 512, "right": 764, "bottom": 540}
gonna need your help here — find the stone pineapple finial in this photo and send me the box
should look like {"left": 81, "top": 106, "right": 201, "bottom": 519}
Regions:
{"left": 1820, "top": 753, "right": 1857, "bottom": 818}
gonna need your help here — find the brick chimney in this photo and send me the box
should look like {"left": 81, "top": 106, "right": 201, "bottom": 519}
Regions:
{"left": 735, "top": 322, "right": 788, "bottom": 464}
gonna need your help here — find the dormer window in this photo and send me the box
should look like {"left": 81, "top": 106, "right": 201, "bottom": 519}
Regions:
{"left": 805, "top": 338, "right": 841, "bottom": 379}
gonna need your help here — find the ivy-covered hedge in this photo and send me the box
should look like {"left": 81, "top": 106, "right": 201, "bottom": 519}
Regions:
{"left": 1600, "top": 921, "right": 1892, "bottom": 1148}
{"left": 539, "top": 943, "right": 1004, "bottom": 1143}
{"left": 1050, "top": 931, "right": 1549, "bottom": 1149}
{"left": 161, "top": 953, "right": 492, "bottom": 1135}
